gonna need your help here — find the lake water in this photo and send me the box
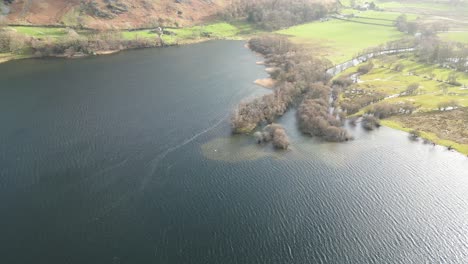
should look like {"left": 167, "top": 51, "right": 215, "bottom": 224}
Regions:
{"left": 0, "top": 41, "right": 467, "bottom": 264}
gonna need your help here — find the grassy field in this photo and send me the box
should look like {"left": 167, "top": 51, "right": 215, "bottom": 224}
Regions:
{"left": 342, "top": 0, "right": 464, "bottom": 13}
{"left": 346, "top": 10, "right": 419, "bottom": 21}
{"left": 11, "top": 26, "right": 69, "bottom": 38}
{"left": 9, "top": 22, "right": 257, "bottom": 44}
{"left": 340, "top": 57, "right": 468, "bottom": 110}
{"left": 438, "top": 32, "right": 468, "bottom": 43}
{"left": 375, "top": 0, "right": 468, "bottom": 25}
{"left": 377, "top": 1, "right": 454, "bottom": 11}
{"left": 277, "top": 15, "right": 406, "bottom": 64}
{"left": 337, "top": 56, "right": 468, "bottom": 154}
{"left": 122, "top": 22, "right": 258, "bottom": 44}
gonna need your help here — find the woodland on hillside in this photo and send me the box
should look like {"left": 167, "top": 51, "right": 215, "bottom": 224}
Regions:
{"left": 222, "top": 0, "right": 332, "bottom": 30}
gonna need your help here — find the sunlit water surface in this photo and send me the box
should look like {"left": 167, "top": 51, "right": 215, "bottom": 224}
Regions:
{"left": 0, "top": 41, "right": 467, "bottom": 264}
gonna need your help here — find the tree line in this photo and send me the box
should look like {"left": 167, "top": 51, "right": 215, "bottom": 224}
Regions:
{"left": 415, "top": 36, "right": 468, "bottom": 73}
{"left": 393, "top": 14, "right": 467, "bottom": 72}
{"left": 221, "top": 0, "right": 332, "bottom": 30}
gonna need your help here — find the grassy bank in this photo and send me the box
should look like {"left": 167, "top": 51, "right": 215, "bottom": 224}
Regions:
{"left": 0, "top": 52, "right": 35, "bottom": 63}
{"left": 1, "top": 22, "right": 259, "bottom": 64}
{"left": 381, "top": 119, "right": 468, "bottom": 155}
{"left": 338, "top": 57, "right": 468, "bottom": 111}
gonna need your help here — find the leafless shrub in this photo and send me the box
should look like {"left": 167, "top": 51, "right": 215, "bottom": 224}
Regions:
{"left": 361, "top": 115, "right": 381, "bottom": 130}
{"left": 254, "top": 124, "right": 290, "bottom": 150}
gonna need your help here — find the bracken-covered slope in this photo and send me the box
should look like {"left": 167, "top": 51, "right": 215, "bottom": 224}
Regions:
{"left": 1, "top": 0, "right": 337, "bottom": 29}
{"left": 1, "top": 0, "right": 228, "bottom": 29}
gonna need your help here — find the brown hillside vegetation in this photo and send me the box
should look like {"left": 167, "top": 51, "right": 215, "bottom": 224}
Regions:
{"left": 2, "top": 0, "right": 336, "bottom": 29}
{"left": 3, "top": 0, "right": 228, "bottom": 29}
{"left": 390, "top": 108, "right": 468, "bottom": 145}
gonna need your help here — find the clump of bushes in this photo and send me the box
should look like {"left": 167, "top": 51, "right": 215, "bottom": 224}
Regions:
{"left": 232, "top": 36, "right": 332, "bottom": 134}
{"left": 404, "top": 83, "right": 419, "bottom": 96}
{"left": 409, "top": 129, "right": 421, "bottom": 140}
{"left": 254, "top": 124, "right": 290, "bottom": 150}
{"left": 297, "top": 98, "right": 351, "bottom": 142}
{"left": 0, "top": 30, "right": 30, "bottom": 54}
{"left": 332, "top": 76, "right": 353, "bottom": 88}
{"left": 357, "top": 61, "right": 374, "bottom": 74}
{"left": 367, "top": 103, "right": 400, "bottom": 119}
{"left": 231, "top": 82, "right": 296, "bottom": 133}
{"left": 393, "top": 63, "right": 405, "bottom": 72}
{"left": 233, "top": 35, "right": 352, "bottom": 143}
{"left": 437, "top": 100, "right": 459, "bottom": 111}
{"left": 366, "top": 102, "right": 417, "bottom": 118}
{"left": 361, "top": 115, "right": 381, "bottom": 130}
{"left": 340, "top": 92, "right": 386, "bottom": 115}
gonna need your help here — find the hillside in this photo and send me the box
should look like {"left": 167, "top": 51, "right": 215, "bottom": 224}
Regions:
{"left": 1, "top": 0, "right": 228, "bottom": 29}
{"left": 1, "top": 0, "right": 339, "bottom": 29}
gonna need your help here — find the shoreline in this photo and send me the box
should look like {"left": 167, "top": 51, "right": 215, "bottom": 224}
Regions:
{"left": 244, "top": 38, "right": 468, "bottom": 156}
{"left": 0, "top": 46, "right": 167, "bottom": 65}
{"left": 0, "top": 36, "right": 239, "bottom": 65}
{"left": 4, "top": 36, "right": 465, "bottom": 156}
{"left": 381, "top": 120, "right": 468, "bottom": 156}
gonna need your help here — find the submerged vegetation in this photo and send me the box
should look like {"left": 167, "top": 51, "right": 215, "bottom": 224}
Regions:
{"left": 232, "top": 35, "right": 352, "bottom": 145}
{"left": 1, "top": 0, "right": 467, "bottom": 154}
{"left": 254, "top": 124, "right": 290, "bottom": 150}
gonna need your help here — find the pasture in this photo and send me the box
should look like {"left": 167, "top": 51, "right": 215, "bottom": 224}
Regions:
{"left": 277, "top": 14, "right": 406, "bottom": 64}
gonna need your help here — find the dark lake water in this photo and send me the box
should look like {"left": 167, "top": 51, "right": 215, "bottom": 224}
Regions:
{"left": 0, "top": 41, "right": 467, "bottom": 264}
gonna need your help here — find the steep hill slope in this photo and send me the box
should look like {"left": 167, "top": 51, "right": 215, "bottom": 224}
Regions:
{"left": 1, "top": 0, "right": 228, "bottom": 29}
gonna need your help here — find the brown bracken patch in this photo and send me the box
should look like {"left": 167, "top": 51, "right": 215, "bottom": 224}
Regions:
{"left": 391, "top": 107, "right": 468, "bottom": 144}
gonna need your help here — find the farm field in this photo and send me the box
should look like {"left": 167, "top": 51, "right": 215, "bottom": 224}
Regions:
{"left": 122, "top": 22, "right": 249, "bottom": 43}
{"left": 11, "top": 26, "right": 69, "bottom": 38}
{"left": 438, "top": 31, "right": 468, "bottom": 43}
{"left": 277, "top": 15, "right": 406, "bottom": 64}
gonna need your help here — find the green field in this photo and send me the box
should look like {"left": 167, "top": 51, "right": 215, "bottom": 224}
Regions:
{"left": 375, "top": 0, "right": 468, "bottom": 19}
{"left": 277, "top": 16, "right": 405, "bottom": 64}
{"left": 11, "top": 26, "right": 69, "bottom": 38}
{"left": 438, "top": 32, "right": 468, "bottom": 43}
{"left": 342, "top": 0, "right": 458, "bottom": 12}
{"left": 9, "top": 22, "right": 256, "bottom": 45}
{"left": 122, "top": 22, "right": 257, "bottom": 44}
{"left": 337, "top": 56, "right": 468, "bottom": 154}
{"left": 346, "top": 10, "right": 419, "bottom": 21}
{"left": 339, "top": 57, "right": 468, "bottom": 111}
{"left": 377, "top": 1, "right": 453, "bottom": 11}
